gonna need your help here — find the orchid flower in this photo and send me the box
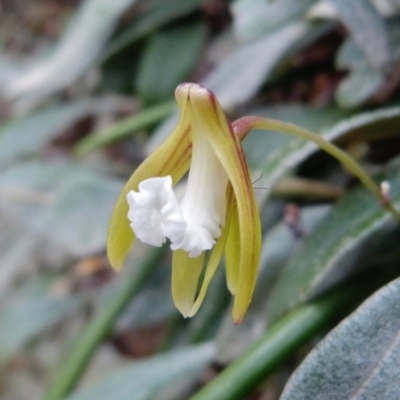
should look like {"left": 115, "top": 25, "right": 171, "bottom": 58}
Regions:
{"left": 107, "top": 83, "right": 261, "bottom": 323}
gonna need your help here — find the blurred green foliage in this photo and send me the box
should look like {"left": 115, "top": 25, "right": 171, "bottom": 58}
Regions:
{"left": 1, "top": 0, "right": 400, "bottom": 399}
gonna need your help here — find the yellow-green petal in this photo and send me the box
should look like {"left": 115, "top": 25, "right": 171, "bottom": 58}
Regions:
{"left": 107, "top": 105, "right": 192, "bottom": 270}
{"left": 188, "top": 184, "right": 234, "bottom": 317}
{"left": 188, "top": 85, "right": 262, "bottom": 323}
{"left": 172, "top": 250, "right": 205, "bottom": 317}
{"left": 224, "top": 197, "right": 240, "bottom": 295}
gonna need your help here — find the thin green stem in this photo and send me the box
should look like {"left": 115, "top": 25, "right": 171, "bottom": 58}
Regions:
{"left": 44, "top": 247, "right": 166, "bottom": 400}
{"left": 233, "top": 117, "right": 400, "bottom": 220}
{"left": 75, "top": 100, "right": 175, "bottom": 156}
{"left": 272, "top": 177, "right": 344, "bottom": 200}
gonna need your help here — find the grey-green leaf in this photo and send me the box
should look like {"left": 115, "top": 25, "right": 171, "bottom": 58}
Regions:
{"left": 66, "top": 343, "right": 215, "bottom": 400}
{"left": 105, "top": 0, "right": 208, "bottom": 58}
{"left": 148, "top": 20, "right": 332, "bottom": 151}
{"left": 0, "top": 294, "right": 80, "bottom": 363}
{"left": 267, "top": 162, "right": 400, "bottom": 322}
{"left": 326, "top": 0, "right": 391, "bottom": 70}
{"left": 231, "top": 0, "right": 316, "bottom": 41}
{"left": 113, "top": 267, "right": 176, "bottom": 330}
{"left": 0, "top": 0, "right": 139, "bottom": 108}
{"left": 334, "top": 16, "right": 400, "bottom": 107}
{"left": 202, "top": 20, "right": 331, "bottom": 110}
{"left": 0, "top": 102, "right": 92, "bottom": 166}
{"left": 280, "top": 277, "right": 400, "bottom": 400}
{"left": 48, "top": 174, "right": 123, "bottom": 256}
{"left": 0, "top": 97, "right": 128, "bottom": 166}
{"left": 136, "top": 21, "right": 207, "bottom": 102}
{"left": 335, "top": 67, "right": 384, "bottom": 108}
{"left": 0, "top": 161, "right": 123, "bottom": 256}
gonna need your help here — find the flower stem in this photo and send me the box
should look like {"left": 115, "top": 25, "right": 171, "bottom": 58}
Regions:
{"left": 44, "top": 246, "right": 166, "bottom": 400}
{"left": 272, "top": 177, "right": 344, "bottom": 200}
{"left": 233, "top": 116, "right": 400, "bottom": 220}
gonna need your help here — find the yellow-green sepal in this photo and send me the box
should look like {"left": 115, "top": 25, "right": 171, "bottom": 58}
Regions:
{"left": 224, "top": 197, "right": 240, "bottom": 295}
{"left": 171, "top": 250, "right": 205, "bottom": 317}
{"left": 189, "top": 87, "right": 262, "bottom": 323}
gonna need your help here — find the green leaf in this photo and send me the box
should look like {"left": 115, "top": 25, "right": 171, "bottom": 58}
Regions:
{"left": 336, "top": 35, "right": 367, "bottom": 70}
{"left": 0, "top": 162, "right": 117, "bottom": 291}
{"left": 337, "top": 17, "right": 400, "bottom": 70}
{"left": 232, "top": 0, "right": 316, "bottom": 41}
{"left": 0, "top": 161, "right": 123, "bottom": 257}
{"left": 136, "top": 21, "right": 207, "bottom": 102}
{"left": 280, "top": 277, "right": 400, "bottom": 400}
{"left": 0, "top": 101, "right": 95, "bottom": 167}
{"left": 267, "top": 162, "right": 400, "bottom": 322}
{"left": 105, "top": 0, "right": 208, "bottom": 58}
{"left": 0, "top": 0, "right": 139, "bottom": 107}
{"left": 111, "top": 267, "right": 176, "bottom": 330}
{"left": 148, "top": 21, "right": 332, "bottom": 151}
{"left": 0, "top": 293, "right": 80, "bottom": 363}
{"left": 190, "top": 281, "right": 371, "bottom": 400}
{"left": 326, "top": 0, "right": 391, "bottom": 70}
{"left": 48, "top": 174, "right": 123, "bottom": 256}
{"left": 0, "top": 160, "right": 91, "bottom": 188}
{"left": 334, "top": 17, "right": 400, "bottom": 107}
{"left": 0, "top": 228, "right": 39, "bottom": 297}
{"left": 335, "top": 67, "right": 384, "bottom": 108}
{"left": 66, "top": 343, "right": 214, "bottom": 400}
{"left": 202, "top": 21, "right": 331, "bottom": 109}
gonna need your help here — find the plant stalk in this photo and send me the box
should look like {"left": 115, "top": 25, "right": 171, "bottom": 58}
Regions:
{"left": 75, "top": 100, "right": 175, "bottom": 156}
{"left": 233, "top": 117, "right": 400, "bottom": 220}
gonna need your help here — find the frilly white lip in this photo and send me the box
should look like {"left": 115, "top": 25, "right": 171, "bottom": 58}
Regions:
{"left": 127, "top": 172, "right": 226, "bottom": 258}
{"left": 127, "top": 176, "right": 184, "bottom": 248}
